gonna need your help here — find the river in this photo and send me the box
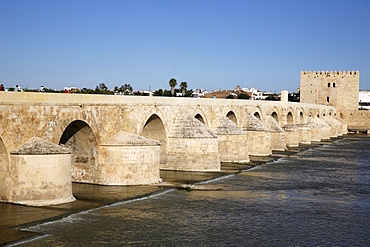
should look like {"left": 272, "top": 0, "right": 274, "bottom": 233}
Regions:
{"left": 9, "top": 135, "right": 370, "bottom": 246}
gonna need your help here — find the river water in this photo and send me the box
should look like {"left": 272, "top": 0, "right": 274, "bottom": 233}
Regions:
{"left": 12, "top": 135, "right": 370, "bottom": 246}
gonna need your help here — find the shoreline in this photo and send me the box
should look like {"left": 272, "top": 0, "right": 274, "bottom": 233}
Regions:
{"left": 0, "top": 137, "right": 346, "bottom": 246}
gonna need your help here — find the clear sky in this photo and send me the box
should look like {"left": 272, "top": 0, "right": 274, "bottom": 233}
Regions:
{"left": 1, "top": 0, "right": 369, "bottom": 92}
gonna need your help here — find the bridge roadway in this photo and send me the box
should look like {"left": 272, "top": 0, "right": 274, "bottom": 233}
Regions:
{"left": 0, "top": 91, "right": 347, "bottom": 206}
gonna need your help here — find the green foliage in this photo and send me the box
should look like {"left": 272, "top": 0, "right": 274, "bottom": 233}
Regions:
{"left": 288, "top": 92, "right": 300, "bottom": 102}
{"left": 169, "top": 78, "right": 177, "bottom": 96}
{"left": 80, "top": 88, "right": 96, "bottom": 94}
{"left": 118, "top": 84, "right": 133, "bottom": 94}
{"left": 163, "top": 90, "right": 172, "bottom": 97}
{"left": 265, "top": 95, "right": 279, "bottom": 101}
{"left": 180, "top": 81, "right": 188, "bottom": 95}
{"left": 237, "top": 93, "right": 250, "bottom": 99}
{"left": 184, "top": 89, "right": 193, "bottom": 97}
{"left": 153, "top": 89, "right": 164, "bottom": 96}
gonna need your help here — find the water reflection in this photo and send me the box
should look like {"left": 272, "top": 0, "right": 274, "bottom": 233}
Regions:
{"left": 10, "top": 136, "right": 370, "bottom": 246}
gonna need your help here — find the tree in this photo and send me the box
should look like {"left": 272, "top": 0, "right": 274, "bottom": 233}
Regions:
{"left": 168, "top": 78, "right": 177, "bottom": 96}
{"left": 95, "top": 83, "right": 109, "bottom": 94}
{"left": 120, "top": 84, "right": 133, "bottom": 95}
{"left": 237, "top": 93, "right": 250, "bottom": 100}
{"left": 180, "top": 81, "right": 188, "bottom": 96}
{"left": 153, "top": 89, "right": 164, "bottom": 96}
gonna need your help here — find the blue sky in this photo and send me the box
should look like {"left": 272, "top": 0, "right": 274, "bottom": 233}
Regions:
{"left": 1, "top": 0, "right": 369, "bottom": 92}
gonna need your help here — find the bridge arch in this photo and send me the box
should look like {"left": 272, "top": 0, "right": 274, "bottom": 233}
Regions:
{"left": 298, "top": 109, "right": 306, "bottom": 123}
{"left": 286, "top": 111, "right": 294, "bottom": 125}
{"left": 269, "top": 107, "right": 281, "bottom": 125}
{"left": 140, "top": 114, "right": 167, "bottom": 165}
{"left": 194, "top": 113, "right": 206, "bottom": 124}
{"left": 271, "top": 111, "right": 279, "bottom": 124}
{"left": 226, "top": 110, "right": 238, "bottom": 125}
{"left": 252, "top": 106, "right": 264, "bottom": 121}
{"left": 254, "top": 112, "right": 261, "bottom": 120}
{"left": 59, "top": 120, "right": 98, "bottom": 184}
{"left": 192, "top": 108, "right": 209, "bottom": 126}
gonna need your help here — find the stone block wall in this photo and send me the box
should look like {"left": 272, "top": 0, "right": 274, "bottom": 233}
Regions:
{"left": 218, "top": 134, "right": 249, "bottom": 163}
{"left": 99, "top": 146, "right": 160, "bottom": 185}
{"left": 7, "top": 154, "right": 75, "bottom": 206}
{"left": 165, "top": 137, "right": 220, "bottom": 171}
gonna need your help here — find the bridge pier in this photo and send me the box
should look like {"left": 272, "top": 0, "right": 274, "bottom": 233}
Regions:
{"left": 283, "top": 125, "right": 299, "bottom": 147}
{"left": 297, "top": 124, "right": 312, "bottom": 145}
{"left": 212, "top": 116, "right": 249, "bottom": 163}
{"left": 98, "top": 131, "right": 161, "bottom": 185}
{"left": 242, "top": 115, "right": 272, "bottom": 156}
{"left": 164, "top": 115, "right": 220, "bottom": 171}
{"left": 314, "top": 117, "right": 331, "bottom": 140}
{"left": 266, "top": 116, "right": 286, "bottom": 151}
{"left": 307, "top": 117, "right": 323, "bottom": 142}
{"left": 324, "top": 117, "right": 341, "bottom": 137}
{"left": 5, "top": 137, "right": 75, "bottom": 206}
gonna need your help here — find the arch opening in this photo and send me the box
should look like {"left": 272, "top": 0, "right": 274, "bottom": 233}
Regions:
{"left": 59, "top": 120, "right": 98, "bottom": 183}
{"left": 300, "top": 112, "right": 304, "bottom": 123}
{"left": 254, "top": 112, "right": 261, "bottom": 120}
{"left": 226, "top": 111, "right": 237, "bottom": 125}
{"left": 287, "top": 112, "right": 294, "bottom": 125}
{"left": 271, "top": 112, "right": 279, "bottom": 124}
{"left": 140, "top": 114, "right": 167, "bottom": 164}
{"left": 194, "top": 113, "right": 205, "bottom": 124}
{"left": 0, "top": 137, "right": 8, "bottom": 201}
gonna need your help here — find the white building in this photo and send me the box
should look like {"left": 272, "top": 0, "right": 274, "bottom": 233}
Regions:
{"left": 359, "top": 90, "right": 370, "bottom": 109}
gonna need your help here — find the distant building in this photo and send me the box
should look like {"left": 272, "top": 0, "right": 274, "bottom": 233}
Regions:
{"left": 192, "top": 89, "right": 205, "bottom": 98}
{"left": 359, "top": 90, "right": 370, "bottom": 109}
{"left": 300, "top": 70, "right": 359, "bottom": 112}
{"left": 242, "top": 87, "right": 263, "bottom": 100}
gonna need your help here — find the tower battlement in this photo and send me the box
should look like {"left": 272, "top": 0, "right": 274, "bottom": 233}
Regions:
{"left": 301, "top": 70, "right": 360, "bottom": 77}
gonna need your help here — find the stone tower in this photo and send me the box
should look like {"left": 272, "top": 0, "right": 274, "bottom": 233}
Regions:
{"left": 300, "top": 70, "right": 359, "bottom": 111}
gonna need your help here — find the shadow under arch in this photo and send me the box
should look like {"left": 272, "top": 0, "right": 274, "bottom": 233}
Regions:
{"left": 252, "top": 106, "right": 263, "bottom": 121}
{"left": 59, "top": 120, "right": 98, "bottom": 184}
{"left": 0, "top": 136, "right": 9, "bottom": 201}
{"left": 299, "top": 111, "right": 305, "bottom": 123}
{"left": 271, "top": 111, "right": 279, "bottom": 124}
{"left": 140, "top": 114, "right": 167, "bottom": 165}
{"left": 226, "top": 111, "right": 237, "bottom": 125}
{"left": 195, "top": 113, "right": 206, "bottom": 124}
{"left": 254, "top": 112, "right": 261, "bottom": 120}
{"left": 287, "top": 111, "right": 294, "bottom": 125}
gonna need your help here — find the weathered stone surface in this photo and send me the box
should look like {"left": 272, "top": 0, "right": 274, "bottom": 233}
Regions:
{"left": 266, "top": 116, "right": 286, "bottom": 151}
{"left": 11, "top": 137, "right": 70, "bottom": 155}
{"left": 283, "top": 125, "right": 299, "bottom": 147}
{"left": 168, "top": 115, "right": 216, "bottom": 138}
{"left": 212, "top": 116, "right": 245, "bottom": 135}
{"left": 6, "top": 137, "right": 74, "bottom": 206}
{"left": 101, "top": 131, "right": 160, "bottom": 146}
{"left": 242, "top": 115, "right": 269, "bottom": 131}
{"left": 211, "top": 117, "right": 249, "bottom": 162}
{"left": 297, "top": 124, "right": 312, "bottom": 144}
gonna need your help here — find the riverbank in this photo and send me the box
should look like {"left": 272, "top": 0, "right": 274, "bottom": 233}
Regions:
{"left": 0, "top": 138, "right": 341, "bottom": 246}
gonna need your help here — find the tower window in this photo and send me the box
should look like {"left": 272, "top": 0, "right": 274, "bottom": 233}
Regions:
{"left": 333, "top": 83, "right": 336, "bottom": 87}
{"left": 328, "top": 83, "right": 330, "bottom": 87}
{"left": 327, "top": 97, "right": 330, "bottom": 102}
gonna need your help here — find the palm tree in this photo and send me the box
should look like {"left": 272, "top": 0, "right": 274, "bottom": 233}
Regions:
{"left": 180, "top": 81, "right": 187, "bottom": 96}
{"left": 169, "top": 78, "right": 177, "bottom": 96}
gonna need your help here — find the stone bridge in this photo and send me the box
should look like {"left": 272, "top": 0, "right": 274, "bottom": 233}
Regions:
{"left": 0, "top": 91, "right": 347, "bottom": 206}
